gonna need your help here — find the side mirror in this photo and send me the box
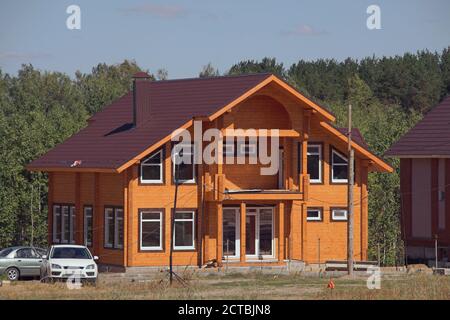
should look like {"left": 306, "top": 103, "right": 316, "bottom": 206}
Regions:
{"left": 42, "top": 255, "right": 47, "bottom": 260}
{"left": 93, "top": 256, "right": 99, "bottom": 261}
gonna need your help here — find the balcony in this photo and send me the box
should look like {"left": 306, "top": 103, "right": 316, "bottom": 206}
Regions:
{"left": 205, "top": 172, "right": 310, "bottom": 202}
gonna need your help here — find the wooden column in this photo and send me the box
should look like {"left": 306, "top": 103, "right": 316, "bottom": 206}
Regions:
{"left": 278, "top": 202, "right": 285, "bottom": 261}
{"left": 217, "top": 203, "right": 223, "bottom": 266}
{"left": 127, "top": 167, "right": 136, "bottom": 266}
{"left": 123, "top": 169, "right": 128, "bottom": 267}
{"left": 47, "top": 172, "right": 54, "bottom": 244}
{"left": 301, "top": 203, "right": 307, "bottom": 261}
{"left": 240, "top": 202, "right": 246, "bottom": 262}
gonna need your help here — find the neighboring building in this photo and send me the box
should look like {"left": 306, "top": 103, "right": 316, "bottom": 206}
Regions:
{"left": 28, "top": 72, "right": 392, "bottom": 268}
{"left": 386, "top": 96, "right": 450, "bottom": 265}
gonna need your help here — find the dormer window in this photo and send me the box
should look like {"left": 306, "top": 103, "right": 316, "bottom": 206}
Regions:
{"left": 140, "top": 149, "right": 164, "bottom": 184}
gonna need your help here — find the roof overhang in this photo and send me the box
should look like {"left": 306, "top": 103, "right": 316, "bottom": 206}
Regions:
{"left": 320, "top": 121, "right": 393, "bottom": 173}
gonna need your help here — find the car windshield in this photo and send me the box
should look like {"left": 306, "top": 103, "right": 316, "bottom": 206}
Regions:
{"left": 51, "top": 247, "right": 91, "bottom": 259}
{"left": 0, "top": 248, "right": 14, "bottom": 257}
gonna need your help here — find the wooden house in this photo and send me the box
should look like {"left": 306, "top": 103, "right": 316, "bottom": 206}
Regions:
{"left": 386, "top": 96, "right": 450, "bottom": 264}
{"left": 28, "top": 72, "right": 392, "bottom": 268}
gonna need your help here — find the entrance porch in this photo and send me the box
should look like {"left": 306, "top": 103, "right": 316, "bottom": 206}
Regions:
{"left": 205, "top": 201, "right": 304, "bottom": 266}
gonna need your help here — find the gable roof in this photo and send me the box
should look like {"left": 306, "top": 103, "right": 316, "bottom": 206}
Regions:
{"left": 385, "top": 96, "right": 450, "bottom": 157}
{"left": 27, "top": 73, "right": 390, "bottom": 173}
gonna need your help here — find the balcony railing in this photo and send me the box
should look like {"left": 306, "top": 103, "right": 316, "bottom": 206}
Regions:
{"left": 205, "top": 172, "right": 310, "bottom": 202}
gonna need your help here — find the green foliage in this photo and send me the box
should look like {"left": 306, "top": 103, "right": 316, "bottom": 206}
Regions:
{"left": 1, "top": 48, "right": 449, "bottom": 264}
{"left": 199, "top": 63, "right": 220, "bottom": 78}
{"left": 228, "top": 57, "right": 286, "bottom": 79}
{"left": 0, "top": 61, "right": 146, "bottom": 248}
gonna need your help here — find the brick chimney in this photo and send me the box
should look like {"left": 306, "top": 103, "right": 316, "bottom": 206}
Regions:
{"left": 132, "top": 72, "right": 152, "bottom": 127}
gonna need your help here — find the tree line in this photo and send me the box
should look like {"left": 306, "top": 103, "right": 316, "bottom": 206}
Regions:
{"left": 1, "top": 47, "right": 449, "bottom": 265}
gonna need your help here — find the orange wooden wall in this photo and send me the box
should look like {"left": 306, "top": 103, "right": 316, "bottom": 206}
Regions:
{"left": 48, "top": 90, "right": 370, "bottom": 267}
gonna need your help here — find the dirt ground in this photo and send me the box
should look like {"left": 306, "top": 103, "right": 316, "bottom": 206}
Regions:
{"left": 0, "top": 270, "right": 449, "bottom": 300}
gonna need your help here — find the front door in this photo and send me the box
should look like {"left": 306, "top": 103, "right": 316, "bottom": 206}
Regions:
{"left": 245, "top": 207, "right": 274, "bottom": 259}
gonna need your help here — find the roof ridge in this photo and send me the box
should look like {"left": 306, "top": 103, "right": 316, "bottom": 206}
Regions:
{"left": 151, "top": 72, "right": 273, "bottom": 84}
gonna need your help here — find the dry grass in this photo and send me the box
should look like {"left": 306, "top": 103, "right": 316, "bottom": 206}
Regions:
{"left": 0, "top": 271, "right": 449, "bottom": 300}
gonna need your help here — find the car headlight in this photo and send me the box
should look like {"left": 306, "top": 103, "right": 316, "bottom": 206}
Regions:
{"left": 85, "top": 264, "right": 95, "bottom": 270}
{"left": 51, "top": 264, "right": 62, "bottom": 269}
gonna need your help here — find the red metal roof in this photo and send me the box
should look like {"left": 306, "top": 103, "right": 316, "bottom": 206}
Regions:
{"left": 386, "top": 96, "right": 450, "bottom": 157}
{"left": 29, "top": 73, "right": 273, "bottom": 170}
{"left": 28, "top": 72, "right": 378, "bottom": 172}
{"left": 336, "top": 128, "right": 369, "bottom": 149}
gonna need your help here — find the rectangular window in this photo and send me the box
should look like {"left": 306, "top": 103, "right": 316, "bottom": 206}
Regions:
{"left": 307, "top": 144, "right": 322, "bottom": 183}
{"left": 331, "top": 149, "right": 348, "bottom": 183}
{"left": 223, "top": 208, "right": 240, "bottom": 258}
{"left": 223, "top": 141, "right": 235, "bottom": 157}
{"left": 172, "top": 144, "right": 195, "bottom": 183}
{"left": 174, "top": 211, "right": 195, "bottom": 250}
{"left": 62, "top": 206, "right": 70, "bottom": 243}
{"left": 258, "top": 208, "right": 273, "bottom": 256}
{"left": 104, "top": 208, "right": 114, "bottom": 248}
{"left": 70, "top": 206, "right": 76, "bottom": 244}
{"left": 307, "top": 208, "right": 322, "bottom": 221}
{"left": 140, "top": 210, "right": 163, "bottom": 250}
{"left": 104, "top": 207, "right": 124, "bottom": 249}
{"left": 237, "top": 140, "right": 258, "bottom": 156}
{"left": 115, "top": 208, "right": 124, "bottom": 249}
{"left": 140, "top": 149, "right": 163, "bottom": 183}
{"left": 53, "top": 204, "right": 75, "bottom": 244}
{"left": 53, "top": 205, "right": 61, "bottom": 243}
{"left": 331, "top": 208, "right": 348, "bottom": 221}
{"left": 84, "top": 206, "right": 93, "bottom": 247}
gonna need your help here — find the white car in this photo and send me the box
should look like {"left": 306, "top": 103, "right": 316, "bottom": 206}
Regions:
{"left": 41, "top": 245, "right": 98, "bottom": 284}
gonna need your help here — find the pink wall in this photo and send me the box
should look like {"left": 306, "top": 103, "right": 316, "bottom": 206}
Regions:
{"left": 411, "top": 159, "right": 432, "bottom": 238}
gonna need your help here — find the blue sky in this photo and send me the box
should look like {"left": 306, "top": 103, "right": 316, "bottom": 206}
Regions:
{"left": 1, "top": 0, "right": 449, "bottom": 78}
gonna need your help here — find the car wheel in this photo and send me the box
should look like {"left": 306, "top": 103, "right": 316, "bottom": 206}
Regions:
{"left": 6, "top": 267, "right": 20, "bottom": 281}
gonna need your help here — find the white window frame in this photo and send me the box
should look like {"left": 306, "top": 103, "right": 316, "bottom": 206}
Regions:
{"left": 84, "top": 206, "right": 93, "bottom": 247}
{"left": 245, "top": 207, "right": 274, "bottom": 259}
{"left": 172, "top": 144, "right": 196, "bottom": 183}
{"left": 307, "top": 144, "right": 322, "bottom": 183}
{"left": 104, "top": 208, "right": 114, "bottom": 248}
{"left": 61, "top": 206, "right": 70, "bottom": 244}
{"left": 222, "top": 207, "right": 240, "bottom": 259}
{"left": 332, "top": 208, "right": 348, "bottom": 221}
{"left": 140, "top": 149, "right": 164, "bottom": 184}
{"left": 115, "top": 208, "right": 124, "bottom": 249}
{"left": 69, "top": 206, "right": 76, "bottom": 244}
{"left": 306, "top": 208, "right": 322, "bottom": 221}
{"left": 140, "top": 210, "right": 163, "bottom": 251}
{"left": 331, "top": 149, "right": 348, "bottom": 183}
{"left": 173, "top": 210, "right": 195, "bottom": 250}
{"left": 223, "top": 141, "right": 235, "bottom": 157}
{"left": 53, "top": 205, "right": 61, "bottom": 243}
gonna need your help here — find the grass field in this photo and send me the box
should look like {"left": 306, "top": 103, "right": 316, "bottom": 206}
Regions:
{"left": 0, "top": 271, "right": 449, "bottom": 300}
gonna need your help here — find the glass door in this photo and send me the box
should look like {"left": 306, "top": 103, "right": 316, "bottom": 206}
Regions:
{"left": 246, "top": 212, "right": 257, "bottom": 256}
{"left": 245, "top": 207, "right": 274, "bottom": 259}
{"left": 223, "top": 208, "right": 240, "bottom": 258}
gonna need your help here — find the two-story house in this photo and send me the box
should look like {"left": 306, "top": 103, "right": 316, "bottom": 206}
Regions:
{"left": 386, "top": 96, "right": 450, "bottom": 265}
{"left": 28, "top": 72, "right": 392, "bottom": 268}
